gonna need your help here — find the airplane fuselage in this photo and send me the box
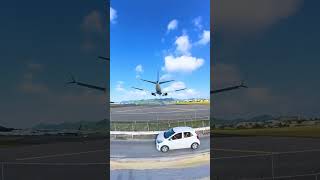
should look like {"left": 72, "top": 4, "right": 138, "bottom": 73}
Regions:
{"left": 156, "top": 83, "right": 162, "bottom": 95}
{"left": 132, "top": 72, "right": 184, "bottom": 96}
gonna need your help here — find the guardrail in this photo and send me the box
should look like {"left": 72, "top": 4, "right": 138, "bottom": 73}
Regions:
{"left": 110, "top": 126, "right": 210, "bottom": 139}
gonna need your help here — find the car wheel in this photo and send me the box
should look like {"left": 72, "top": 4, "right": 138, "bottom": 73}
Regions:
{"left": 161, "top": 145, "right": 169, "bottom": 152}
{"left": 191, "top": 142, "right": 199, "bottom": 150}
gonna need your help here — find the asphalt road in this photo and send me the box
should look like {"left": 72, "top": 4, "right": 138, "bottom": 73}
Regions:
{"left": 0, "top": 137, "right": 108, "bottom": 180}
{"left": 111, "top": 104, "right": 209, "bottom": 121}
{"left": 110, "top": 136, "right": 210, "bottom": 180}
{"left": 110, "top": 136, "right": 210, "bottom": 158}
{"left": 211, "top": 136, "right": 320, "bottom": 180}
{"left": 0, "top": 135, "right": 209, "bottom": 180}
{"left": 2, "top": 135, "right": 320, "bottom": 180}
{"left": 111, "top": 164, "right": 210, "bottom": 180}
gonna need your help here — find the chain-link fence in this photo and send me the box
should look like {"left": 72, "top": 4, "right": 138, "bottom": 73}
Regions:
{"left": 212, "top": 148, "right": 320, "bottom": 180}
{"left": 110, "top": 118, "right": 210, "bottom": 131}
{"left": 110, "top": 107, "right": 210, "bottom": 131}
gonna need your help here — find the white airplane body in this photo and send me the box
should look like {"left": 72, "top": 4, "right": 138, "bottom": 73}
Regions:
{"left": 132, "top": 72, "right": 186, "bottom": 96}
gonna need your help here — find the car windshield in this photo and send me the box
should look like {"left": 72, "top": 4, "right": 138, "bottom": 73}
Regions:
{"left": 164, "top": 128, "right": 175, "bottom": 139}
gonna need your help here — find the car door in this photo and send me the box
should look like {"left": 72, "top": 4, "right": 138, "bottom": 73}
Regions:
{"left": 168, "top": 132, "right": 183, "bottom": 149}
{"left": 182, "top": 131, "right": 193, "bottom": 148}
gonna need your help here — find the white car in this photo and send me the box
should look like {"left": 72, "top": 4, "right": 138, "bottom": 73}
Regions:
{"left": 156, "top": 127, "right": 200, "bottom": 152}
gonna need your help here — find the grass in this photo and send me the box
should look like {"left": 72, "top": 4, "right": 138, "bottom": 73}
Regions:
{"left": 175, "top": 101, "right": 210, "bottom": 105}
{"left": 213, "top": 125, "right": 320, "bottom": 138}
{"left": 111, "top": 119, "right": 210, "bottom": 131}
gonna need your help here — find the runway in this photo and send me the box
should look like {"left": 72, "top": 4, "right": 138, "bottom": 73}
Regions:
{"left": 111, "top": 104, "right": 210, "bottom": 121}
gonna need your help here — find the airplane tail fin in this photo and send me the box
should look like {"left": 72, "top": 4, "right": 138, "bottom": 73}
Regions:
{"left": 157, "top": 71, "right": 159, "bottom": 83}
{"left": 66, "top": 74, "right": 76, "bottom": 85}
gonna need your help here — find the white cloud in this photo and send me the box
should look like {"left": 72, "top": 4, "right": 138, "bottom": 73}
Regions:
{"left": 160, "top": 73, "right": 172, "bottom": 81}
{"left": 163, "top": 81, "right": 186, "bottom": 92}
{"left": 20, "top": 81, "right": 49, "bottom": 94}
{"left": 164, "top": 55, "right": 204, "bottom": 73}
{"left": 193, "top": 16, "right": 203, "bottom": 30}
{"left": 135, "top": 64, "right": 143, "bottom": 73}
{"left": 167, "top": 19, "right": 178, "bottom": 32}
{"left": 162, "top": 82, "right": 200, "bottom": 99}
{"left": 196, "top": 30, "right": 210, "bottom": 45}
{"left": 175, "top": 34, "right": 192, "bottom": 55}
{"left": 215, "top": 0, "right": 303, "bottom": 34}
{"left": 175, "top": 89, "right": 199, "bottom": 99}
{"left": 28, "top": 63, "right": 43, "bottom": 70}
{"left": 112, "top": 83, "right": 151, "bottom": 102}
{"left": 125, "top": 90, "right": 148, "bottom": 99}
{"left": 166, "top": 88, "right": 200, "bottom": 99}
{"left": 115, "top": 81, "right": 125, "bottom": 92}
{"left": 110, "top": 7, "right": 117, "bottom": 24}
{"left": 82, "top": 10, "right": 103, "bottom": 32}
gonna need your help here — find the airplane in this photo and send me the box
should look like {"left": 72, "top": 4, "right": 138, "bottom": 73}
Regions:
{"left": 67, "top": 74, "right": 106, "bottom": 92}
{"left": 66, "top": 56, "right": 113, "bottom": 102}
{"left": 211, "top": 81, "right": 247, "bottom": 94}
{"left": 67, "top": 56, "right": 247, "bottom": 97}
{"left": 132, "top": 72, "right": 186, "bottom": 96}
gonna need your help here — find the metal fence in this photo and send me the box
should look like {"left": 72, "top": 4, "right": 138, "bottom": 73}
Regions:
{"left": 212, "top": 148, "right": 320, "bottom": 180}
{"left": 110, "top": 118, "right": 210, "bottom": 131}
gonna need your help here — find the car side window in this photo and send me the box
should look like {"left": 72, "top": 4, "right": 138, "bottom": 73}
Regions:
{"left": 184, "top": 132, "right": 192, "bottom": 138}
{"left": 171, "top": 133, "right": 182, "bottom": 140}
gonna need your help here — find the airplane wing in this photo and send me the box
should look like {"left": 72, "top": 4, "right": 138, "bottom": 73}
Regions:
{"left": 131, "top": 86, "right": 152, "bottom": 95}
{"left": 211, "top": 81, "right": 247, "bottom": 94}
{"left": 132, "top": 87, "right": 145, "bottom": 91}
{"left": 140, "top": 79, "right": 157, "bottom": 84}
{"left": 163, "top": 88, "right": 187, "bottom": 94}
{"left": 174, "top": 88, "right": 187, "bottom": 92}
{"left": 159, "top": 80, "right": 174, "bottom": 84}
{"left": 66, "top": 75, "right": 106, "bottom": 92}
{"left": 98, "top": 56, "right": 109, "bottom": 61}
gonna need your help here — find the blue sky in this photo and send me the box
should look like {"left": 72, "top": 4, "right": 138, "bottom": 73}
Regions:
{"left": 1, "top": 0, "right": 320, "bottom": 128}
{"left": 213, "top": 0, "right": 320, "bottom": 119}
{"left": 110, "top": 0, "right": 210, "bottom": 102}
{"left": 0, "top": 0, "right": 107, "bottom": 128}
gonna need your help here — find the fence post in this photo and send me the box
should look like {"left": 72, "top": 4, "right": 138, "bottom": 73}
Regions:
{"left": 147, "top": 120, "right": 150, "bottom": 131}
{"left": 132, "top": 121, "right": 134, "bottom": 131}
{"left": 271, "top": 153, "right": 275, "bottom": 180}
{"left": 2, "top": 163, "right": 4, "bottom": 180}
{"left": 134, "top": 121, "right": 137, "bottom": 131}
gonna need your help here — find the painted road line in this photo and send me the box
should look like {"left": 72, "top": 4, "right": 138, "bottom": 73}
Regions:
{"left": 16, "top": 149, "right": 106, "bottom": 161}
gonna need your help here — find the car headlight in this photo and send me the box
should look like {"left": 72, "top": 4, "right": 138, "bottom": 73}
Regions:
{"left": 156, "top": 139, "right": 163, "bottom": 144}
